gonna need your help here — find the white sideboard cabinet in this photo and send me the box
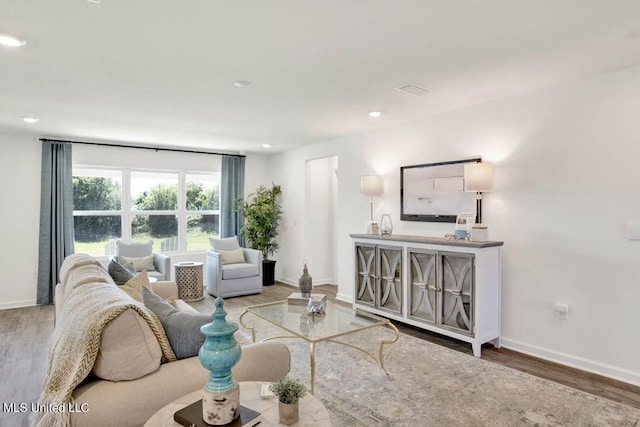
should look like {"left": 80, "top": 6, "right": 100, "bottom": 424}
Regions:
{"left": 351, "top": 234, "right": 503, "bottom": 357}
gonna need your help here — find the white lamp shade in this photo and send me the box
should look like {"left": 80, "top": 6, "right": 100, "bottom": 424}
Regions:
{"left": 464, "top": 163, "right": 494, "bottom": 192}
{"left": 361, "top": 175, "right": 384, "bottom": 196}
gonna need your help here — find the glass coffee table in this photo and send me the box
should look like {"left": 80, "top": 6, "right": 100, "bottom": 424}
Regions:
{"left": 239, "top": 301, "right": 399, "bottom": 394}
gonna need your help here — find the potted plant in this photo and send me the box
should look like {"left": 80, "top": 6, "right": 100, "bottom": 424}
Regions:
{"left": 269, "top": 377, "right": 307, "bottom": 425}
{"left": 238, "top": 183, "right": 283, "bottom": 286}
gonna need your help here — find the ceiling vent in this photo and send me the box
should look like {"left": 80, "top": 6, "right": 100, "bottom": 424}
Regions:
{"left": 395, "top": 83, "right": 432, "bottom": 96}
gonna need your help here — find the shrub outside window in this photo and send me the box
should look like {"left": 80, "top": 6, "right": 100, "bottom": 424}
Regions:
{"left": 73, "top": 167, "right": 220, "bottom": 256}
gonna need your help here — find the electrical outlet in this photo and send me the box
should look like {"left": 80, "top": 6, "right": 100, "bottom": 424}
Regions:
{"left": 554, "top": 303, "right": 569, "bottom": 320}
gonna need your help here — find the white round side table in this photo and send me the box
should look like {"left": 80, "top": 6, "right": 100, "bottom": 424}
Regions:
{"left": 144, "top": 381, "right": 331, "bottom": 427}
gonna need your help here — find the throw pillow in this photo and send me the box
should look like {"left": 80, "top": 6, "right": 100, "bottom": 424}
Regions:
{"left": 210, "top": 236, "right": 241, "bottom": 252}
{"left": 108, "top": 258, "right": 137, "bottom": 285}
{"left": 218, "top": 248, "right": 246, "bottom": 265}
{"left": 120, "top": 271, "right": 151, "bottom": 302}
{"left": 119, "top": 254, "right": 156, "bottom": 272}
{"left": 116, "top": 240, "right": 153, "bottom": 258}
{"left": 142, "top": 287, "right": 213, "bottom": 359}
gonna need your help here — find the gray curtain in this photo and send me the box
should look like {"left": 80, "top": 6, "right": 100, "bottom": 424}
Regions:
{"left": 220, "top": 155, "right": 245, "bottom": 245}
{"left": 37, "top": 142, "right": 75, "bottom": 304}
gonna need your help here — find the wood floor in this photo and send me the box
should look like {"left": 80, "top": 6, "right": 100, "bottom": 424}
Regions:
{"left": 1, "top": 282, "right": 638, "bottom": 427}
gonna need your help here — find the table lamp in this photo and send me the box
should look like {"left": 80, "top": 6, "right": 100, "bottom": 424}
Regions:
{"left": 464, "top": 162, "right": 494, "bottom": 241}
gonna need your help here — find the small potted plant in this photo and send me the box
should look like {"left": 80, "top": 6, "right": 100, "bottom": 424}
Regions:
{"left": 269, "top": 377, "right": 307, "bottom": 425}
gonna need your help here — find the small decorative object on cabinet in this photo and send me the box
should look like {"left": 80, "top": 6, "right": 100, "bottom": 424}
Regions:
{"left": 269, "top": 377, "right": 307, "bottom": 425}
{"left": 199, "top": 297, "right": 242, "bottom": 425}
{"left": 352, "top": 233, "right": 503, "bottom": 357}
{"left": 380, "top": 214, "right": 393, "bottom": 236}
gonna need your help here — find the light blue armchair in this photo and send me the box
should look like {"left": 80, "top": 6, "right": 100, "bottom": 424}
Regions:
{"left": 206, "top": 236, "right": 262, "bottom": 298}
{"left": 116, "top": 240, "right": 171, "bottom": 281}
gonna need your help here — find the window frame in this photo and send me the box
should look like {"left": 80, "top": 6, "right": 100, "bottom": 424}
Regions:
{"left": 72, "top": 165, "right": 220, "bottom": 256}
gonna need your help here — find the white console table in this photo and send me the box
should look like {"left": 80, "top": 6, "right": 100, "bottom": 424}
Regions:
{"left": 351, "top": 233, "right": 503, "bottom": 357}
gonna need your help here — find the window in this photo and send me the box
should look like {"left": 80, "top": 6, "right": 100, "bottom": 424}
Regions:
{"left": 73, "top": 167, "right": 220, "bottom": 256}
{"left": 72, "top": 168, "right": 123, "bottom": 256}
{"left": 130, "top": 171, "right": 179, "bottom": 253}
{"left": 185, "top": 173, "right": 220, "bottom": 251}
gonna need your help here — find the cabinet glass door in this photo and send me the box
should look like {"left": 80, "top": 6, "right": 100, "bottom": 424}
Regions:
{"left": 355, "top": 244, "right": 376, "bottom": 306}
{"left": 378, "top": 246, "right": 403, "bottom": 314}
{"left": 408, "top": 249, "right": 437, "bottom": 324}
{"left": 440, "top": 252, "right": 474, "bottom": 335}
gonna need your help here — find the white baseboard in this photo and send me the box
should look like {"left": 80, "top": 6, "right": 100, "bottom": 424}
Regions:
{"left": 336, "top": 293, "right": 353, "bottom": 304}
{"left": 501, "top": 337, "right": 640, "bottom": 387}
{"left": 276, "top": 277, "right": 297, "bottom": 287}
{"left": 0, "top": 299, "right": 37, "bottom": 310}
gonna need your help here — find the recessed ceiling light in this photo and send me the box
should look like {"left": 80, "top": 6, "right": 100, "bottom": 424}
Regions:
{"left": 262, "top": 144, "right": 272, "bottom": 148}
{"left": 22, "top": 117, "right": 40, "bottom": 123}
{"left": 0, "top": 34, "right": 27, "bottom": 47}
{"left": 234, "top": 81, "right": 251, "bottom": 87}
{"left": 369, "top": 111, "right": 382, "bottom": 118}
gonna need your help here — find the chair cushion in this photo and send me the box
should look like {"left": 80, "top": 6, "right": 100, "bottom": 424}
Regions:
{"left": 218, "top": 248, "right": 246, "bottom": 265}
{"left": 142, "top": 287, "right": 212, "bottom": 359}
{"left": 119, "top": 254, "right": 157, "bottom": 272}
{"left": 117, "top": 240, "right": 153, "bottom": 258}
{"left": 108, "top": 258, "right": 137, "bottom": 285}
{"left": 222, "top": 262, "right": 260, "bottom": 280}
{"left": 210, "top": 236, "right": 241, "bottom": 252}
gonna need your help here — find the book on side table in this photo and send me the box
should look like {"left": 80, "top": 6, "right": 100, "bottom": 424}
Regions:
{"left": 174, "top": 400, "right": 261, "bottom": 427}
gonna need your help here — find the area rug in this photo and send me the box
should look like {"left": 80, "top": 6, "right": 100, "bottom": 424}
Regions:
{"left": 225, "top": 307, "right": 640, "bottom": 426}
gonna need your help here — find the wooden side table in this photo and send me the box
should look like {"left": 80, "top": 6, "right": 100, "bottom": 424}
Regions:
{"left": 144, "top": 381, "right": 331, "bottom": 427}
{"left": 173, "top": 262, "right": 204, "bottom": 301}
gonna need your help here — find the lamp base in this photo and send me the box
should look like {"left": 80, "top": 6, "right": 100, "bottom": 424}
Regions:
{"left": 471, "top": 224, "right": 488, "bottom": 242}
{"left": 367, "top": 221, "right": 380, "bottom": 235}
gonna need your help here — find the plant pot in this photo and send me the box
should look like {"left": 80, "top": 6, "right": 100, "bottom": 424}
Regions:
{"left": 263, "top": 260, "right": 276, "bottom": 286}
{"left": 278, "top": 401, "right": 299, "bottom": 425}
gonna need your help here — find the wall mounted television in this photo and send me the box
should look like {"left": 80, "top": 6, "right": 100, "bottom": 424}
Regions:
{"left": 400, "top": 158, "right": 481, "bottom": 223}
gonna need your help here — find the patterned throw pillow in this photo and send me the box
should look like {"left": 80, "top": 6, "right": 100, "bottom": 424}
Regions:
{"left": 142, "top": 287, "right": 213, "bottom": 359}
{"left": 108, "top": 258, "right": 137, "bottom": 285}
{"left": 120, "top": 271, "right": 151, "bottom": 302}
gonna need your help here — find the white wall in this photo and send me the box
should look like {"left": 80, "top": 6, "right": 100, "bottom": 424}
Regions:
{"left": 267, "top": 65, "right": 640, "bottom": 386}
{"left": 0, "top": 132, "right": 42, "bottom": 309}
{"left": 0, "top": 137, "right": 267, "bottom": 308}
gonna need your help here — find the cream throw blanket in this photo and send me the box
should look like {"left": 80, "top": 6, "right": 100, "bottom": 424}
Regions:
{"left": 33, "top": 281, "right": 176, "bottom": 427}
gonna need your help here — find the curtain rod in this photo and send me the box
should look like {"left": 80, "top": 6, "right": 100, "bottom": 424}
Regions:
{"left": 39, "top": 138, "right": 246, "bottom": 158}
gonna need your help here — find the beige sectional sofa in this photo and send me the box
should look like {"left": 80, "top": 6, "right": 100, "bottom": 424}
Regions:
{"left": 47, "top": 254, "right": 290, "bottom": 427}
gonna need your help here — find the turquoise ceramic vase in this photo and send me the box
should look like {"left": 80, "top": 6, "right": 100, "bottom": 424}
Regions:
{"left": 199, "top": 297, "right": 242, "bottom": 424}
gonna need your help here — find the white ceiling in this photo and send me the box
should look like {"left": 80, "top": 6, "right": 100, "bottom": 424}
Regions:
{"left": 2, "top": 1, "right": 640, "bottom": 155}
